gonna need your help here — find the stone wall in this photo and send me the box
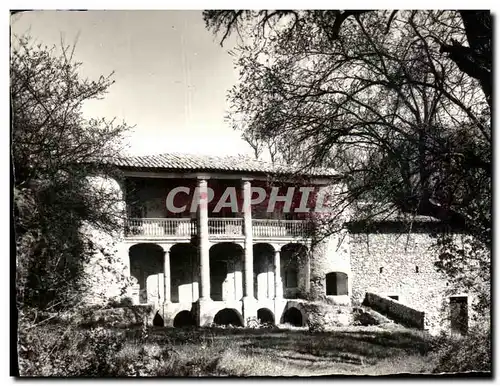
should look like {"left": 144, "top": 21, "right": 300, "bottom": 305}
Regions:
{"left": 348, "top": 223, "right": 483, "bottom": 334}
{"left": 302, "top": 302, "right": 353, "bottom": 330}
{"left": 363, "top": 292, "right": 425, "bottom": 329}
{"left": 309, "top": 229, "right": 351, "bottom": 302}
{"left": 79, "top": 175, "right": 134, "bottom": 305}
{"left": 80, "top": 236, "right": 133, "bottom": 305}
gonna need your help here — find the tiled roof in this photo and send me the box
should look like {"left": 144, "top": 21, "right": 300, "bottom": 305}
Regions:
{"left": 113, "top": 152, "right": 338, "bottom": 177}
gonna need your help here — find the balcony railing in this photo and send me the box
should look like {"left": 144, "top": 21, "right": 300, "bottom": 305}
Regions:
{"left": 125, "top": 218, "right": 312, "bottom": 239}
{"left": 252, "top": 219, "right": 313, "bottom": 238}
{"left": 208, "top": 218, "right": 243, "bottom": 236}
{"left": 126, "top": 218, "right": 196, "bottom": 238}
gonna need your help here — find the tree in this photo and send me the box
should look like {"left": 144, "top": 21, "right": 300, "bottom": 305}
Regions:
{"left": 203, "top": 10, "right": 491, "bottom": 247}
{"left": 205, "top": 10, "right": 491, "bottom": 107}
{"left": 241, "top": 129, "right": 295, "bottom": 164}
{"left": 12, "top": 35, "right": 131, "bottom": 312}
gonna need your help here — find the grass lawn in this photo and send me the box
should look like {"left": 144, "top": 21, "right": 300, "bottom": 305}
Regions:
{"left": 19, "top": 322, "right": 440, "bottom": 376}
{"left": 115, "top": 324, "right": 436, "bottom": 376}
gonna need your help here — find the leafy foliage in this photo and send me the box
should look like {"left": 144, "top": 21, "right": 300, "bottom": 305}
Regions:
{"left": 204, "top": 10, "right": 491, "bottom": 247}
{"left": 431, "top": 324, "right": 491, "bottom": 373}
{"left": 434, "top": 234, "right": 490, "bottom": 314}
{"left": 12, "top": 35, "right": 131, "bottom": 312}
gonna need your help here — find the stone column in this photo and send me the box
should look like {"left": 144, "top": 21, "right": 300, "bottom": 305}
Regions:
{"left": 163, "top": 247, "right": 171, "bottom": 303}
{"left": 197, "top": 177, "right": 210, "bottom": 300}
{"left": 274, "top": 247, "right": 283, "bottom": 299}
{"left": 241, "top": 179, "right": 256, "bottom": 325}
{"left": 242, "top": 179, "right": 254, "bottom": 299}
{"left": 304, "top": 249, "right": 311, "bottom": 294}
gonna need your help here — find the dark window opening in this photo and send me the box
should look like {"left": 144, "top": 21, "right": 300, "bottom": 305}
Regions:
{"left": 325, "top": 272, "right": 348, "bottom": 296}
{"left": 379, "top": 267, "right": 384, "bottom": 273}
{"left": 281, "top": 307, "right": 303, "bottom": 326}
{"left": 415, "top": 266, "right": 419, "bottom": 273}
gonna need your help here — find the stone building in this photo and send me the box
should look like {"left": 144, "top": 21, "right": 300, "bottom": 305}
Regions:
{"left": 89, "top": 152, "right": 478, "bottom": 335}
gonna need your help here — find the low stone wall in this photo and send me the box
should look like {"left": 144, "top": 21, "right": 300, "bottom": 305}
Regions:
{"left": 352, "top": 306, "right": 392, "bottom": 326}
{"left": 363, "top": 292, "right": 425, "bottom": 329}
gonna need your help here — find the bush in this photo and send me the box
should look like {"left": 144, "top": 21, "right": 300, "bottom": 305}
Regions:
{"left": 245, "top": 316, "right": 276, "bottom": 329}
{"left": 18, "top": 323, "right": 125, "bottom": 376}
{"left": 107, "top": 297, "right": 134, "bottom": 308}
{"left": 18, "top": 320, "right": 177, "bottom": 376}
{"left": 304, "top": 302, "right": 352, "bottom": 332}
{"left": 77, "top": 304, "right": 153, "bottom": 328}
{"left": 113, "top": 342, "right": 177, "bottom": 376}
{"left": 431, "top": 324, "right": 491, "bottom": 373}
{"left": 246, "top": 317, "right": 260, "bottom": 329}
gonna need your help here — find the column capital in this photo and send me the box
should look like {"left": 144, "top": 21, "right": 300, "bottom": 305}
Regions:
{"left": 196, "top": 175, "right": 211, "bottom": 181}
{"left": 272, "top": 244, "right": 283, "bottom": 252}
{"left": 160, "top": 244, "right": 172, "bottom": 253}
{"left": 241, "top": 177, "right": 253, "bottom": 182}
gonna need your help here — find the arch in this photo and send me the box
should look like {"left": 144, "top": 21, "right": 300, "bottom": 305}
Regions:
{"left": 253, "top": 243, "right": 275, "bottom": 254}
{"left": 210, "top": 242, "right": 244, "bottom": 255}
{"left": 170, "top": 243, "right": 197, "bottom": 303}
{"left": 281, "top": 243, "right": 308, "bottom": 252}
{"left": 281, "top": 307, "right": 304, "bottom": 327}
{"left": 280, "top": 243, "right": 308, "bottom": 298}
{"left": 209, "top": 243, "right": 244, "bottom": 301}
{"left": 129, "top": 243, "right": 164, "bottom": 304}
{"left": 325, "top": 272, "right": 348, "bottom": 296}
{"left": 153, "top": 311, "right": 164, "bottom": 327}
{"left": 129, "top": 242, "right": 164, "bottom": 257}
{"left": 213, "top": 308, "right": 244, "bottom": 327}
{"left": 173, "top": 310, "right": 197, "bottom": 328}
{"left": 253, "top": 243, "right": 275, "bottom": 300}
{"left": 257, "top": 308, "right": 275, "bottom": 324}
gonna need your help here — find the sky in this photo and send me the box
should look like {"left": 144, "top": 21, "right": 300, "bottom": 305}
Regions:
{"left": 10, "top": 10, "right": 253, "bottom": 157}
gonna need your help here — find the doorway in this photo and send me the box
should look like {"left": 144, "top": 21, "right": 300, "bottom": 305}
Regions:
{"left": 450, "top": 296, "right": 468, "bottom": 335}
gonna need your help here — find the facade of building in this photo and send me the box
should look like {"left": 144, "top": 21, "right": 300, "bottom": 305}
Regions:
{"left": 89, "top": 153, "right": 477, "bottom": 335}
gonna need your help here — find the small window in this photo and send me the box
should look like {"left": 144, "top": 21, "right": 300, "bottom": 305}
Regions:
{"left": 415, "top": 266, "right": 419, "bottom": 273}
{"left": 326, "top": 272, "right": 348, "bottom": 296}
{"left": 379, "top": 267, "right": 384, "bottom": 273}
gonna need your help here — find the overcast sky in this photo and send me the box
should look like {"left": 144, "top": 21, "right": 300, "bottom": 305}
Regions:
{"left": 11, "top": 10, "right": 253, "bottom": 157}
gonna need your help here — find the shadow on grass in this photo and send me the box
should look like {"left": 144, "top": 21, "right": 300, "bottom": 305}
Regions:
{"left": 237, "top": 329, "right": 432, "bottom": 367}
{"left": 114, "top": 325, "right": 433, "bottom": 368}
